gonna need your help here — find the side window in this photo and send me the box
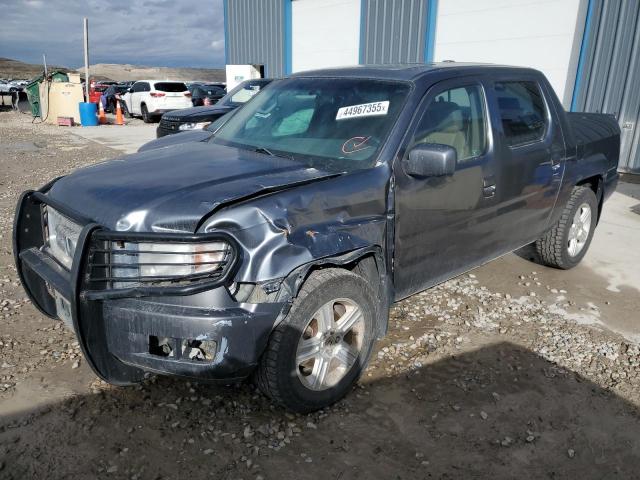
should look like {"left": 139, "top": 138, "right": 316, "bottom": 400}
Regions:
{"left": 495, "top": 81, "right": 547, "bottom": 147}
{"left": 231, "top": 84, "right": 263, "bottom": 104}
{"left": 142, "top": 82, "right": 151, "bottom": 92}
{"left": 132, "top": 82, "right": 141, "bottom": 93}
{"left": 411, "top": 84, "right": 487, "bottom": 162}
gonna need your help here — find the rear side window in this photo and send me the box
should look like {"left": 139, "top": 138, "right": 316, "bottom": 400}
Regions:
{"left": 495, "top": 81, "right": 547, "bottom": 147}
{"left": 205, "top": 86, "right": 225, "bottom": 95}
{"left": 154, "top": 82, "right": 188, "bottom": 92}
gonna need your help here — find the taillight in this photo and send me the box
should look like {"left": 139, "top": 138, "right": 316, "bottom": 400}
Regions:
{"left": 184, "top": 92, "right": 192, "bottom": 97}
{"left": 150, "top": 92, "right": 165, "bottom": 97}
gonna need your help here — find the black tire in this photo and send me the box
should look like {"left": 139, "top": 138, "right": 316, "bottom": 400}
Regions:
{"left": 121, "top": 101, "right": 133, "bottom": 118}
{"left": 255, "top": 268, "right": 377, "bottom": 413}
{"left": 532, "top": 186, "right": 598, "bottom": 269}
{"left": 141, "top": 104, "right": 152, "bottom": 123}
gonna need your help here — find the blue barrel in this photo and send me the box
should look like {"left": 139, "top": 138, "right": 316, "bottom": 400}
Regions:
{"left": 78, "top": 102, "right": 98, "bottom": 126}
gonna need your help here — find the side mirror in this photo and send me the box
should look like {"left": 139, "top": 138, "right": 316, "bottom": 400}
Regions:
{"left": 128, "top": 88, "right": 134, "bottom": 93}
{"left": 404, "top": 143, "right": 457, "bottom": 177}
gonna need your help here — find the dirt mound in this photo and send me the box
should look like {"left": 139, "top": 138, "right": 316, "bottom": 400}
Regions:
{"left": 0, "top": 57, "right": 225, "bottom": 83}
{"left": 78, "top": 63, "right": 225, "bottom": 83}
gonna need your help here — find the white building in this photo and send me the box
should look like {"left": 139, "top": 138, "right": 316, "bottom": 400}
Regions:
{"left": 224, "top": 0, "right": 640, "bottom": 173}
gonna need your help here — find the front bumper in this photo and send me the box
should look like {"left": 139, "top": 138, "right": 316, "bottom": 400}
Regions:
{"left": 156, "top": 119, "right": 182, "bottom": 137}
{"left": 13, "top": 190, "right": 286, "bottom": 384}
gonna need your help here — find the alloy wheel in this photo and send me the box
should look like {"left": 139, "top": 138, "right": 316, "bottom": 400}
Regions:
{"left": 567, "top": 202, "right": 592, "bottom": 257}
{"left": 295, "top": 298, "right": 365, "bottom": 391}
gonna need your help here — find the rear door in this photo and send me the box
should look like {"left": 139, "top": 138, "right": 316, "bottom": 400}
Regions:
{"left": 394, "top": 77, "right": 502, "bottom": 299}
{"left": 487, "top": 75, "right": 565, "bottom": 249}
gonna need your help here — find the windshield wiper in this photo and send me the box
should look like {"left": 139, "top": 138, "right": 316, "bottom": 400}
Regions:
{"left": 252, "top": 146, "right": 295, "bottom": 161}
{"left": 253, "top": 146, "right": 275, "bottom": 156}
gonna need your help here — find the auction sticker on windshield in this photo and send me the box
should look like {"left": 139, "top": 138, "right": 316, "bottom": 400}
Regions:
{"left": 336, "top": 101, "right": 389, "bottom": 120}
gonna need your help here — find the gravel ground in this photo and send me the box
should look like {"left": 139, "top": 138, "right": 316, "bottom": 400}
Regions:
{"left": 1, "top": 110, "right": 640, "bottom": 479}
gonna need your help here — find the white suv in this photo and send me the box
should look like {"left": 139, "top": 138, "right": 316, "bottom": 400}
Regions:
{"left": 122, "top": 80, "right": 192, "bottom": 123}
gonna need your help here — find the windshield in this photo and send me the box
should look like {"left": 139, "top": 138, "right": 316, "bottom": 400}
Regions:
{"left": 211, "top": 77, "right": 409, "bottom": 172}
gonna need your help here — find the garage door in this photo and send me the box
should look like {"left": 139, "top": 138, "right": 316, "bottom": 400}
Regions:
{"left": 571, "top": 0, "right": 640, "bottom": 174}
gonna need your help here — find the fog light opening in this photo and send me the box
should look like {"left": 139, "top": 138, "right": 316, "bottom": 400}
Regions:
{"left": 149, "top": 336, "right": 174, "bottom": 357}
{"left": 182, "top": 339, "right": 217, "bottom": 362}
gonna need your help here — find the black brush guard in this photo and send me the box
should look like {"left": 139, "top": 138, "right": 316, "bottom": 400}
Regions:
{"left": 13, "top": 188, "right": 284, "bottom": 384}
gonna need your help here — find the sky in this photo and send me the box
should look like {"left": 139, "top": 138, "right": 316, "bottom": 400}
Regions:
{"left": 0, "top": 0, "right": 225, "bottom": 69}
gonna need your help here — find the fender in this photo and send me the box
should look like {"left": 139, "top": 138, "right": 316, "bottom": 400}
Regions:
{"left": 277, "top": 246, "right": 392, "bottom": 338}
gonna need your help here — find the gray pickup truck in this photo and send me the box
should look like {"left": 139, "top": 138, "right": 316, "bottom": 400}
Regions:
{"left": 14, "top": 63, "right": 619, "bottom": 412}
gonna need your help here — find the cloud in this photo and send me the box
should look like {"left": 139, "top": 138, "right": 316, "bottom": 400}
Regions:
{"left": 0, "top": 0, "right": 225, "bottom": 68}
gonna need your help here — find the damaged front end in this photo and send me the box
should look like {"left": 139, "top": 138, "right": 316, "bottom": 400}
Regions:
{"left": 13, "top": 189, "right": 287, "bottom": 384}
{"left": 13, "top": 162, "right": 391, "bottom": 385}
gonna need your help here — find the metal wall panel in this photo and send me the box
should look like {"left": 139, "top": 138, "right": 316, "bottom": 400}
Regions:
{"left": 360, "top": 0, "right": 430, "bottom": 64}
{"left": 573, "top": 0, "right": 640, "bottom": 173}
{"left": 226, "top": 0, "right": 286, "bottom": 77}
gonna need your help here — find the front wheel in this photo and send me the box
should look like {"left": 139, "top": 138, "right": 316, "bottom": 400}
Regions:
{"left": 121, "top": 101, "right": 133, "bottom": 118}
{"left": 532, "top": 185, "right": 598, "bottom": 269}
{"left": 255, "top": 268, "right": 377, "bottom": 413}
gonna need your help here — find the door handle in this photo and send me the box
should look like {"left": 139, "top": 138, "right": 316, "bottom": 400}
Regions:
{"left": 482, "top": 177, "right": 496, "bottom": 198}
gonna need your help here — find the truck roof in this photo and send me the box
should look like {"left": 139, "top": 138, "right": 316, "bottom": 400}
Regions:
{"left": 290, "top": 62, "right": 539, "bottom": 82}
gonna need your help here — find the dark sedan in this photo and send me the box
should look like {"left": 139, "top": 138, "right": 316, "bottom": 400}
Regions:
{"left": 156, "top": 78, "right": 272, "bottom": 137}
{"left": 189, "top": 83, "right": 226, "bottom": 106}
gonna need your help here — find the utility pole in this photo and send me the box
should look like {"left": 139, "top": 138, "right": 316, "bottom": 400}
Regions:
{"left": 83, "top": 17, "right": 89, "bottom": 100}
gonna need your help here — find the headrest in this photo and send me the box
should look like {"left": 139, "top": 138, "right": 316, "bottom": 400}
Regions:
{"left": 435, "top": 107, "right": 464, "bottom": 133}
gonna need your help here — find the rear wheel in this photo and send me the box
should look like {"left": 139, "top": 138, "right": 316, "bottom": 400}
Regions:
{"left": 255, "top": 268, "right": 376, "bottom": 413}
{"left": 141, "top": 104, "right": 152, "bottom": 123}
{"left": 530, "top": 186, "right": 598, "bottom": 269}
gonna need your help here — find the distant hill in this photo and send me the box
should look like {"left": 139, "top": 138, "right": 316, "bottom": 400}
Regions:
{"left": 0, "top": 57, "right": 73, "bottom": 80}
{"left": 76, "top": 63, "right": 226, "bottom": 83}
{"left": 0, "top": 57, "right": 225, "bottom": 83}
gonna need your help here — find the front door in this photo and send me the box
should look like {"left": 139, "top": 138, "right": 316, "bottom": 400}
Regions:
{"left": 131, "top": 82, "right": 148, "bottom": 115}
{"left": 394, "top": 78, "right": 501, "bottom": 299}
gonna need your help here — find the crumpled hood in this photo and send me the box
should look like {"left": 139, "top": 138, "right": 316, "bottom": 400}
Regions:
{"left": 47, "top": 141, "right": 335, "bottom": 233}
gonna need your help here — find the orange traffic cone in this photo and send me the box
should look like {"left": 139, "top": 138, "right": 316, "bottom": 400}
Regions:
{"left": 115, "top": 100, "right": 124, "bottom": 126}
{"left": 98, "top": 100, "right": 107, "bottom": 125}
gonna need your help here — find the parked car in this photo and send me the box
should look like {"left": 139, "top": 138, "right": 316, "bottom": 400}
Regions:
{"left": 100, "top": 84, "right": 130, "bottom": 113}
{"left": 121, "top": 80, "right": 192, "bottom": 123}
{"left": 156, "top": 78, "right": 271, "bottom": 137}
{"left": 0, "top": 79, "right": 26, "bottom": 93}
{"left": 188, "top": 83, "right": 226, "bottom": 106}
{"left": 88, "top": 81, "right": 115, "bottom": 104}
{"left": 13, "top": 64, "right": 619, "bottom": 413}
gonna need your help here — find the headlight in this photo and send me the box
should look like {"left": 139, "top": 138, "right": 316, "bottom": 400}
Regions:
{"left": 45, "top": 207, "right": 82, "bottom": 269}
{"left": 178, "top": 122, "right": 210, "bottom": 131}
{"left": 107, "top": 240, "right": 232, "bottom": 288}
